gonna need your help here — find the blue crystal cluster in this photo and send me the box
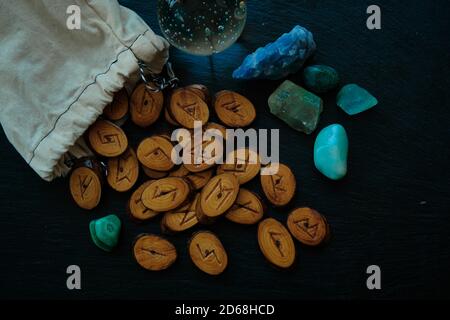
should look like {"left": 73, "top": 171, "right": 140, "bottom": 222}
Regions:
{"left": 233, "top": 25, "right": 316, "bottom": 80}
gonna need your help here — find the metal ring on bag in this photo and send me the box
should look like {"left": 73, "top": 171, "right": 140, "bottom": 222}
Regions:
{"left": 65, "top": 61, "right": 178, "bottom": 170}
{"left": 138, "top": 60, "right": 179, "bottom": 92}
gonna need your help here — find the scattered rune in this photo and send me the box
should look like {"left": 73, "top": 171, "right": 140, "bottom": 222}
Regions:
{"left": 127, "top": 180, "right": 159, "bottom": 222}
{"left": 204, "top": 122, "right": 228, "bottom": 139}
{"left": 136, "top": 135, "right": 175, "bottom": 172}
{"left": 260, "top": 163, "right": 296, "bottom": 207}
{"left": 182, "top": 124, "right": 224, "bottom": 173}
{"left": 141, "top": 177, "right": 192, "bottom": 212}
{"left": 287, "top": 207, "right": 331, "bottom": 246}
{"left": 217, "top": 148, "right": 261, "bottom": 185}
{"left": 258, "top": 218, "right": 296, "bottom": 269}
{"left": 133, "top": 234, "right": 177, "bottom": 271}
{"left": 188, "top": 231, "right": 228, "bottom": 275}
{"left": 130, "top": 83, "right": 164, "bottom": 127}
{"left": 103, "top": 88, "right": 129, "bottom": 122}
{"left": 67, "top": 83, "right": 333, "bottom": 277}
{"left": 225, "top": 188, "right": 265, "bottom": 225}
{"left": 164, "top": 105, "right": 179, "bottom": 126}
{"left": 161, "top": 193, "right": 200, "bottom": 233}
{"left": 106, "top": 147, "right": 139, "bottom": 192}
{"left": 69, "top": 158, "right": 103, "bottom": 210}
{"left": 196, "top": 173, "right": 240, "bottom": 224}
{"left": 142, "top": 166, "right": 169, "bottom": 179}
{"left": 214, "top": 90, "right": 256, "bottom": 127}
{"left": 87, "top": 119, "right": 128, "bottom": 157}
{"left": 190, "top": 122, "right": 229, "bottom": 171}
{"left": 186, "top": 84, "right": 210, "bottom": 103}
{"left": 169, "top": 165, "right": 214, "bottom": 190}
{"left": 169, "top": 88, "right": 210, "bottom": 129}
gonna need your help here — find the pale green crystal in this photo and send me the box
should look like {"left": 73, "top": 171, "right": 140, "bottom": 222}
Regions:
{"left": 268, "top": 80, "right": 323, "bottom": 134}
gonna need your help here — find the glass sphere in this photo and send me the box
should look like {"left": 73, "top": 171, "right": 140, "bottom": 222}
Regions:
{"left": 158, "top": 0, "right": 247, "bottom": 56}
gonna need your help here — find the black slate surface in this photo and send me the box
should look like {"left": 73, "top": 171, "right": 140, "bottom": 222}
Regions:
{"left": 0, "top": 0, "right": 449, "bottom": 299}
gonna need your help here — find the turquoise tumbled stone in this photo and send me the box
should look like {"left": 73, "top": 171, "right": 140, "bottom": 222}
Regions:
{"left": 303, "top": 65, "right": 340, "bottom": 93}
{"left": 314, "top": 124, "right": 348, "bottom": 180}
{"left": 337, "top": 84, "right": 378, "bottom": 115}
{"left": 89, "top": 214, "right": 121, "bottom": 252}
{"left": 268, "top": 80, "right": 323, "bottom": 134}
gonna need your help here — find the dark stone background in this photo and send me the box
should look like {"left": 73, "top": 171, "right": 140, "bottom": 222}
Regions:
{"left": 0, "top": 0, "right": 449, "bottom": 299}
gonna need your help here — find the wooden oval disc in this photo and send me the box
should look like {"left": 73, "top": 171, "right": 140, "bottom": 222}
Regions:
{"left": 69, "top": 166, "right": 102, "bottom": 210}
{"left": 197, "top": 173, "right": 239, "bottom": 221}
{"left": 189, "top": 231, "right": 228, "bottom": 275}
{"left": 186, "top": 169, "right": 214, "bottom": 190}
{"left": 184, "top": 155, "right": 216, "bottom": 173}
{"left": 186, "top": 84, "right": 210, "bottom": 102}
{"left": 106, "top": 148, "right": 139, "bottom": 192}
{"left": 183, "top": 137, "right": 217, "bottom": 173}
{"left": 179, "top": 123, "right": 225, "bottom": 173}
{"left": 170, "top": 164, "right": 192, "bottom": 176}
{"left": 128, "top": 181, "right": 159, "bottom": 222}
{"left": 130, "top": 83, "right": 164, "bottom": 127}
{"left": 225, "top": 189, "right": 265, "bottom": 225}
{"left": 258, "top": 218, "right": 296, "bottom": 269}
{"left": 158, "top": 133, "right": 173, "bottom": 142}
{"left": 137, "top": 136, "right": 174, "bottom": 172}
{"left": 161, "top": 193, "right": 199, "bottom": 233}
{"left": 215, "top": 90, "right": 232, "bottom": 99}
{"left": 204, "top": 122, "right": 227, "bottom": 140}
{"left": 260, "top": 163, "right": 296, "bottom": 207}
{"left": 168, "top": 164, "right": 190, "bottom": 178}
{"left": 217, "top": 148, "right": 260, "bottom": 185}
{"left": 287, "top": 207, "right": 330, "bottom": 246}
{"left": 214, "top": 91, "right": 256, "bottom": 127}
{"left": 169, "top": 88, "right": 209, "bottom": 129}
{"left": 195, "top": 201, "right": 211, "bottom": 225}
{"left": 165, "top": 107, "right": 179, "bottom": 126}
{"left": 169, "top": 165, "right": 213, "bottom": 190}
{"left": 186, "top": 88, "right": 206, "bottom": 102}
{"left": 141, "top": 177, "right": 191, "bottom": 212}
{"left": 142, "top": 165, "right": 169, "bottom": 179}
{"left": 103, "top": 88, "right": 129, "bottom": 121}
{"left": 87, "top": 119, "right": 128, "bottom": 157}
{"left": 133, "top": 234, "right": 177, "bottom": 271}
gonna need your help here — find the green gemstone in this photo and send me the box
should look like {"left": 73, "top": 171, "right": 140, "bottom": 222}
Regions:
{"left": 337, "top": 84, "right": 378, "bottom": 115}
{"left": 268, "top": 80, "right": 323, "bottom": 134}
{"left": 314, "top": 124, "right": 348, "bottom": 180}
{"left": 89, "top": 222, "right": 111, "bottom": 252}
{"left": 303, "top": 65, "right": 340, "bottom": 93}
{"left": 89, "top": 215, "right": 121, "bottom": 252}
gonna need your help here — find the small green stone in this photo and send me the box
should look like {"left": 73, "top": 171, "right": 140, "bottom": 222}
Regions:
{"left": 337, "top": 84, "right": 378, "bottom": 115}
{"left": 314, "top": 124, "right": 349, "bottom": 180}
{"left": 268, "top": 80, "right": 323, "bottom": 134}
{"left": 89, "top": 222, "right": 111, "bottom": 252}
{"left": 303, "top": 65, "right": 340, "bottom": 93}
{"left": 89, "top": 214, "right": 121, "bottom": 252}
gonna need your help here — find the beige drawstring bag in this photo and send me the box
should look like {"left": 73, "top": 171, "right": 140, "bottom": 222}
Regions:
{"left": 0, "top": 0, "right": 169, "bottom": 181}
